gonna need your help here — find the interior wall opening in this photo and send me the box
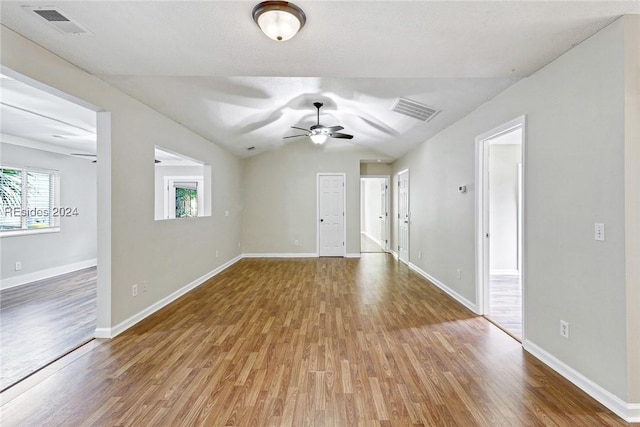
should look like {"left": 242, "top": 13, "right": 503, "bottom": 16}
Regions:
{"left": 360, "top": 176, "right": 389, "bottom": 253}
{"left": 0, "top": 67, "right": 101, "bottom": 390}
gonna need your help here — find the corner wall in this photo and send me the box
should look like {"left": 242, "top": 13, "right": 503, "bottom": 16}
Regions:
{"left": 393, "top": 16, "right": 634, "bottom": 409}
{"left": 0, "top": 143, "right": 97, "bottom": 288}
{"left": 242, "top": 140, "right": 389, "bottom": 256}
{"left": 1, "top": 26, "right": 243, "bottom": 331}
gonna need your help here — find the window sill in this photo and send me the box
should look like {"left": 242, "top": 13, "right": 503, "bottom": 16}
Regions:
{"left": 0, "top": 227, "right": 60, "bottom": 238}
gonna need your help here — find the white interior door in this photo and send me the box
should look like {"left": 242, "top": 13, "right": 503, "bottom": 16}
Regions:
{"left": 398, "top": 170, "right": 409, "bottom": 264}
{"left": 318, "top": 174, "right": 345, "bottom": 257}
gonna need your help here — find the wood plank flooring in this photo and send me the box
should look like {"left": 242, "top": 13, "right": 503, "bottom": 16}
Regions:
{"left": 0, "top": 267, "right": 97, "bottom": 391}
{"left": 488, "top": 274, "right": 522, "bottom": 339}
{"left": 0, "top": 256, "right": 629, "bottom": 426}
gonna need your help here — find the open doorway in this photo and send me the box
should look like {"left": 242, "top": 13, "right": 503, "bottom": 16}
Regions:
{"left": 477, "top": 117, "right": 525, "bottom": 340}
{"left": 0, "top": 69, "right": 99, "bottom": 390}
{"left": 360, "top": 176, "right": 389, "bottom": 253}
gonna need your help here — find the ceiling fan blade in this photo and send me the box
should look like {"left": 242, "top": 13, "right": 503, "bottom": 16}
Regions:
{"left": 326, "top": 126, "right": 344, "bottom": 132}
{"left": 290, "top": 126, "right": 310, "bottom": 132}
{"left": 283, "top": 134, "right": 308, "bottom": 139}
{"left": 330, "top": 133, "right": 354, "bottom": 139}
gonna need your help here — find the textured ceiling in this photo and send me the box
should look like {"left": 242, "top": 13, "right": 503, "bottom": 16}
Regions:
{"left": 1, "top": 1, "right": 638, "bottom": 159}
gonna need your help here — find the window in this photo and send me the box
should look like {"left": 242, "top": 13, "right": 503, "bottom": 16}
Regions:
{"left": 154, "top": 146, "right": 211, "bottom": 221}
{"left": 175, "top": 182, "right": 198, "bottom": 218}
{"left": 0, "top": 166, "right": 60, "bottom": 235}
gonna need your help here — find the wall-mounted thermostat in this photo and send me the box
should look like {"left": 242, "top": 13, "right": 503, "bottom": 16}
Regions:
{"left": 458, "top": 185, "right": 467, "bottom": 194}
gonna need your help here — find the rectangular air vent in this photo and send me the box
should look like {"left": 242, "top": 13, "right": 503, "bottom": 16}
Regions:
{"left": 24, "top": 6, "right": 93, "bottom": 35}
{"left": 391, "top": 97, "right": 440, "bottom": 122}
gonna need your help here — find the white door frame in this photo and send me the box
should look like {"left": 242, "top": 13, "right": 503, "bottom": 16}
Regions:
{"left": 317, "top": 173, "right": 346, "bottom": 257}
{"left": 396, "top": 169, "right": 410, "bottom": 264}
{"left": 475, "top": 115, "right": 526, "bottom": 339}
{"left": 360, "top": 175, "right": 391, "bottom": 252}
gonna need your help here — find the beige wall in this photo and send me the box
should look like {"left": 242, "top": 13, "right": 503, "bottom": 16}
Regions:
{"left": 360, "top": 162, "right": 392, "bottom": 176}
{"left": 623, "top": 15, "right": 640, "bottom": 403}
{"left": 393, "top": 16, "right": 637, "bottom": 403}
{"left": 489, "top": 143, "right": 521, "bottom": 272}
{"left": 1, "top": 26, "right": 243, "bottom": 330}
{"left": 0, "top": 143, "right": 97, "bottom": 286}
{"left": 243, "top": 140, "right": 388, "bottom": 255}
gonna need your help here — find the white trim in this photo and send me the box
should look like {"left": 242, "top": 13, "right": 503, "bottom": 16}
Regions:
{"left": 490, "top": 269, "right": 520, "bottom": 276}
{"left": 243, "top": 253, "right": 318, "bottom": 258}
{"left": 98, "top": 255, "right": 243, "bottom": 339}
{"left": 390, "top": 249, "right": 398, "bottom": 260}
{"left": 524, "top": 339, "right": 640, "bottom": 423}
{"left": 361, "top": 231, "right": 382, "bottom": 247}
{"left": 0, "top": 227, "right": 60, "bottom": 238}
{"left": 0, "top": 258, "right": 97, "bottom": 290}
{"left": 345, "top": 253, "right": 361, "bottom": 258}
{"left": 408, "top": 262, "right": 479, "bottom": 314}
{"left": 317, "top": 173, "right": 347, "bottom": 257}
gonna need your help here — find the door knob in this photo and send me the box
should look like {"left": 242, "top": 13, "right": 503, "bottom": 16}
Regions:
{"left": 320, "top": 219, "right": 324, "bottom": 222}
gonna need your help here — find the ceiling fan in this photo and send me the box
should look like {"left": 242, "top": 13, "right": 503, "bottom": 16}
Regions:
{"left": 71, "top": 153, "right": 97, "bottom": 163}
{"left": 284, "top": 102, "right": 353, "bottom": 144}
{"left": 70, "top": 153, "right": 162, "bottom": 164}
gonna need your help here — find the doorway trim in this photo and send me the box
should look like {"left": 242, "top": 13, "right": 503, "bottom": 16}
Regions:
{"left": 475, "top": 115, "right": 526, "bottom": 340}
{"left": 317, "top": 173, "right": 346, "bottom": 257}
{"left": 360, "top": 175, "right": 390, "bottom": 253}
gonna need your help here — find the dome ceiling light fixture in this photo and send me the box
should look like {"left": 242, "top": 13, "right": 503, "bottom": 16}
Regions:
{"left": 252, "top": 1, "right": 306, "bottom": 42}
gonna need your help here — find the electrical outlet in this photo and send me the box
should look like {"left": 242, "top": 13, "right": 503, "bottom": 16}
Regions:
{"left": 142, "top": 281, "right": 148, "bottom": 293}
{"left": 456, "top": 269, "right": 461, "bottom": 279}
{"left": 294, "top": 240, "right": 299, "bottom": 246}
{"left": 14, "top": 261, "right": 22, "bottom": 271}
{"left": 418, "top": 250, "right": 422, "bottom": 259}
{"left": 132, "top": 284, "right": 138, "bottom": 297}
{"left": 225, "top": 210, "right": 229, "bottom": 217}
{"left": 560, "top": 320, "right": 570, "bottom": 339}
{"left": 594, "top": 223, "right": 605, "bottom": 241}
{"left": 215, "top": 250, "right": 219, "bottom": 258}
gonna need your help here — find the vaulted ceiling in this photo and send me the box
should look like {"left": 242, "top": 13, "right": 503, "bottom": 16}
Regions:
{"left": 1, "top": 1, "right": 638, "bottom": 159}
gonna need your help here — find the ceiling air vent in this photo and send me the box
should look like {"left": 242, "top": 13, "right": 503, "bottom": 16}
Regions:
{"left": 24, "top": 6, "right": 93, "bottom": 35}
{"left": 391, "top": 97, "right": 440, "bottom": 122}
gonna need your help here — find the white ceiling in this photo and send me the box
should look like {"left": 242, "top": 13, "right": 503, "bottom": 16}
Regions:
{"left": 1, "top": 1, "right": 638, "bottom": 159}
{"left": 0, "top": 72, "right": 97, "bottom": 158}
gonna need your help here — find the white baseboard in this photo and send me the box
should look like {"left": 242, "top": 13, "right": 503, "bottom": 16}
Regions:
{"left": 100, "top": 255, "right": 243, "bottom": 339}
{"left": 490, "top": 269, "right": 519, "bottom": 276}
{"left": 524, "top": 339, "right": 639, "bottom": 423}
{"left": 345, "top": 253, "right": 361, "bottom": 258}
{"left": 390, "top": 250, "right": 398, "bottom": 260}
{"left": 94, "top": 328, "right": 111, "bottom": 339}
{"left": 242, "top": 252, "right": 317, "bottom": 258}
{"left": 361, "top": 231, "right": 382, "bottom": 247}
{"left": 1, "top": 259, "right": 97, "bottom": 290}
{"left": 408, "top": 262, "right": 479, "bottom": 314}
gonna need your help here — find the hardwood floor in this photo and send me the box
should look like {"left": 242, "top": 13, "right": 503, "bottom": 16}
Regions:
{"left": 0, "top": 267, "right": 97, "bottom": 391}
{"left": 0, "top": 256, "right": 628, "bottom": 426}
{"left": 488, "top": 274, "right": 522, "bottom": 339}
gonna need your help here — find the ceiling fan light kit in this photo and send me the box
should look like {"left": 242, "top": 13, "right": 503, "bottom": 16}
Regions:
{"left": 309, "top": 132, "right": 328, "bottom": 145}
{"left": 284, "top": 102, "right": 354, "bottom": 144}
{"left": 252, "top": 1, "right": 306, "bottom": 42}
